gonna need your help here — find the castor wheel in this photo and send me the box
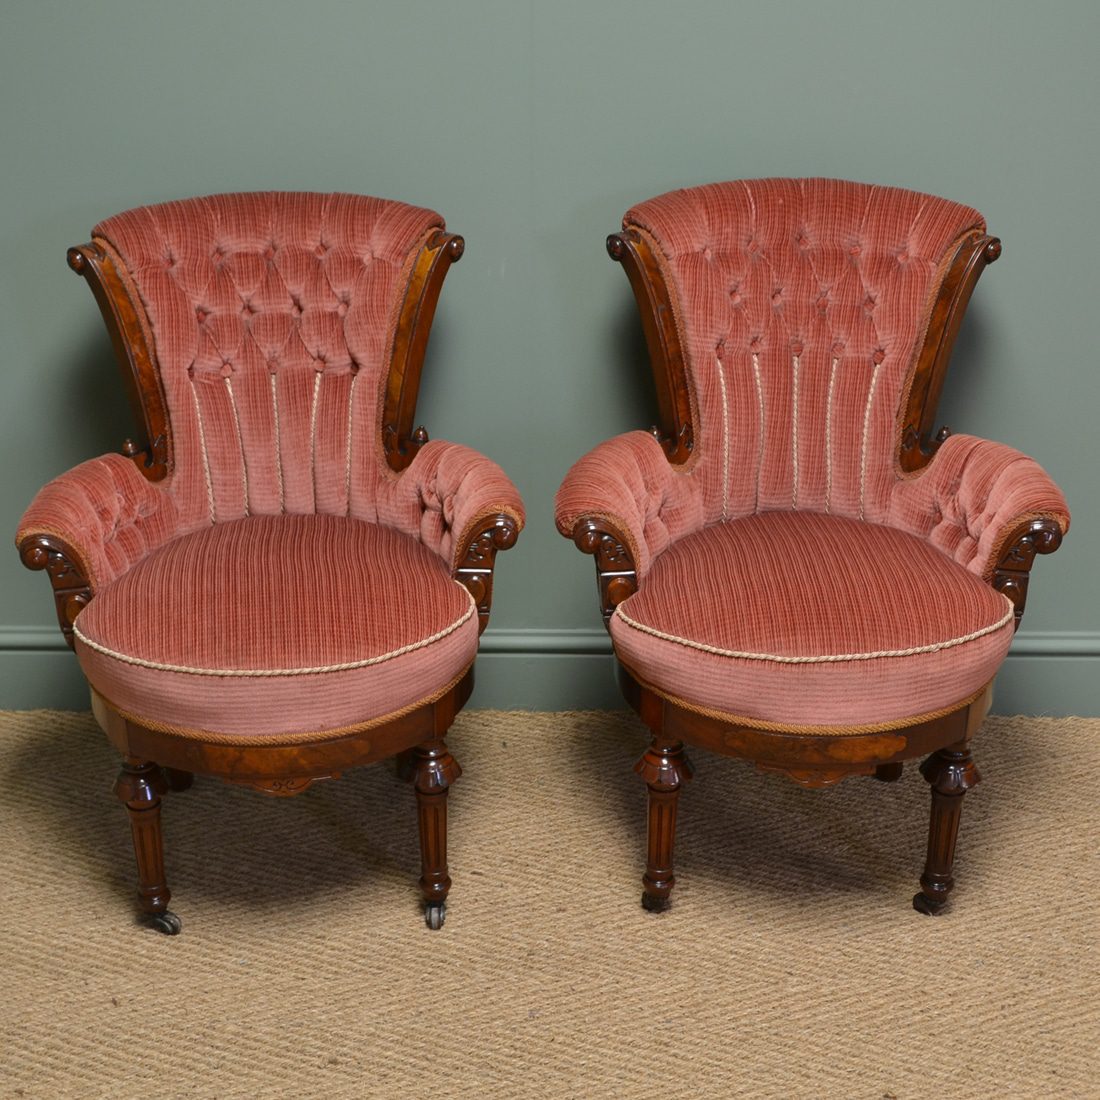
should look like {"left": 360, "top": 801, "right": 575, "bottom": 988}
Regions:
{"left": 912, "top": 892, "right": 946, "bottom": 916}
{"left": 146, "top": 910, "right": 183, "bottom": 935}
{"left": 424, "top": 902, "right": 446, "bottom": 930}
{"left": 641, "top": 891, "right": 670, "bottom": 913}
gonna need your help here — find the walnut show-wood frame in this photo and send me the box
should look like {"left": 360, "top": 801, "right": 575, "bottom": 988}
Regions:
{"left": 580, "top": 220, "right": 1064, "bottom": 917}
{"left": 21, "top": 220, "right": 518, "bottom": 935}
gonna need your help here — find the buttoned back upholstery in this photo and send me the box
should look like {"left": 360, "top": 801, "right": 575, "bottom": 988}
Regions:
{"left": 93, "top": 192, "right": 442, "bottom": 532}
{"left": 624, "top": 179, "right": 984, "bottom": 525}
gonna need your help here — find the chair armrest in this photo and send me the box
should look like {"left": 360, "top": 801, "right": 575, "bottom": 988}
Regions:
{"left": 15, "top": 454, "right": 181, "bottom": 645}
{"left": 379, "top": 439, "right": 524, "bottom": 631}
{"left": 556, "top": 431, "right": 705, "bottom": 574}
{"left": 555, "top": 431, "right": 705, "bottom": 622}
{"left": 889, "top": 433, "right": 1069, "bottom": 625}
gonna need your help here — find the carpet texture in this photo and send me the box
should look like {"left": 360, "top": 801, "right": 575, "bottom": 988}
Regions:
{"left": 0, "top": 709, "right": 1096, "bottom": 1098}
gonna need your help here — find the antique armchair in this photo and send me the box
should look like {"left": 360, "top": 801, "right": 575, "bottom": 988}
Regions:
{"left": 557, "top": 179, "right": 1068, "bottom": 915}
{"left": 17, "top": 192, "right": 523, "bottom": 933}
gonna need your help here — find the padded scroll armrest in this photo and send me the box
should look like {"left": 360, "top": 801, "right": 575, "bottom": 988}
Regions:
{"left": 555, "top": 430, "right": 705, "bottom": 579}
{"left": 380, "top": 439, "right": 524, "bottom": 631}
{"left": 889, "top": 434, "right": 1069, "bottom": 616}
{"left": 16, "top": 453, "right": 181, "bottom": 644}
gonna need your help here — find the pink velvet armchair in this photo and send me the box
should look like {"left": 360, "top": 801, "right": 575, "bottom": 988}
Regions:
{"left": 557, "top": 179, "right": 1068, "bottom": 915}
{"left": 17, "top": 192, "right": 523, "bottom": 933}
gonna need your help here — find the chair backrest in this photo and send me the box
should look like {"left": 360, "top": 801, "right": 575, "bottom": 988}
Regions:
{"left": 77, "top": 192, "right": 454, "bottom": 531}
{"left": 619, "top": 178, "right": 989, "bottom": 525}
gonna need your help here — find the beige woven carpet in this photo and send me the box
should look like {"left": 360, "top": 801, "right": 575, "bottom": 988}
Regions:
{"left": 0, "top": 710, "right": 1096, "bottom": 1099}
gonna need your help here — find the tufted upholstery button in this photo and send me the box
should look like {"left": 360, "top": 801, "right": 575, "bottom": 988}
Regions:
{"left": 772, "top": 288, "right": 784, "bottom": 305}
{"left": 337, "top": 300, "right": 349, "bottom": 317}
{"left": 315, "top": 242, "right": 329, "bottom": 257}
{"left": 864, "top": 295, "right": 876, "bottom": 312}
{"left": 795, "top": 231, "right": 809, "bottom": 249}
{"left": 831, "top": 341, "right": 845, "bottom": 357}
{"left": 702, "top": 246, "right": 713, "bottom": 261}
{"left": 791, "top": 341, "right": 804, "bottom": 357}
{"left": 873, "top": 347, "right": 886, "bottom": 364}
{"left": 264, "top": 243, "right": 277, "bottom": 261}
{"left": 240, "top": 301, "right": 256, "bottom": 318}
{"left": 849, "top": 242, "right": 862, "bottom": 256}
{"left": 195, "top": 308, "right": 208, "bottom": 323}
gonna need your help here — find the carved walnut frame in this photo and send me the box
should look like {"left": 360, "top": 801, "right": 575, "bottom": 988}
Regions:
{"left": 574, "top": 224, "right": 1064, "bottom": 916}
{"left": 20, "top": 224, "right": 517, "bottom": 933}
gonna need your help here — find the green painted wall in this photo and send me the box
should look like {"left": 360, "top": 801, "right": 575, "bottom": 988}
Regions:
{"left": 1, "top": 1, "right": 1096, "bottom": 713}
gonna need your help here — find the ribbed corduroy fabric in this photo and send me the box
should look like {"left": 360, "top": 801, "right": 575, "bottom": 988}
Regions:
{"left": 623, "top": 179, "right": 984, "bottom": 526}
{"left": 15, "top": 453, "right": 180, "bottom": 589}
{"left": 611, "top": 512, "right": 1015, "bottom": 727}
{"left": 73, "top": 515, "right": 478, "bottom": 736}
{"left": 92, "top": 193, "right": 444, "bottom": 534}
{"left": 556, "top": 179, "right": 1068, "bottom": 730}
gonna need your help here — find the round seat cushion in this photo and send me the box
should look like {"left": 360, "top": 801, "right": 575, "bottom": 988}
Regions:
{"left": 610, "top": 511, "right": 1015, "bottom": 730}
{"left": 73, "top": 514, "right": 478, "bottom": 739}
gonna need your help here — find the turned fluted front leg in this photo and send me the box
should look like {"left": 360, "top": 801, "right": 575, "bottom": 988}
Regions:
{"left": 114, "top": 758, "right": 181, "bottom": 934}
{"left": 635, "top": 738, "right": 693, "bottom": 912}
{"left": 914, "top": 741, "right": 981, "bottom": 915}
{"left": 413, "top": 740, "right": 462, "bottom": 929}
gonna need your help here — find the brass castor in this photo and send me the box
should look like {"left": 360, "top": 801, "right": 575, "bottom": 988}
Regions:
{"left": 425, "top": 902, "right": 446, "bottom": 930}
{"left": 147, "top": 910, "right": 182, "bottom": 935}
{"left": 641, "top": 891, "right": 670, "bottom": 913}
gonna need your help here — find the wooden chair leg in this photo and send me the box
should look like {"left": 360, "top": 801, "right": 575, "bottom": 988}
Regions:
{"left": 874, "top": 762, "right": 904, "bottom": 782}
{"left": 413, "top": 740, "right": 462, "bottom": 930}
{"left": 635, "top": 737, "right": 693, "bottom": 912}
{"left": 913, "top": 741, "right": 981, "bottom": 915}
{"left": 163, "top": 768, "right": 194, "bottom": 792}
{"left": 395, "top": 748, "right": 417, "bottom": 783}
{"left": 113, "top": 758, "right": 181, "bottom": 935}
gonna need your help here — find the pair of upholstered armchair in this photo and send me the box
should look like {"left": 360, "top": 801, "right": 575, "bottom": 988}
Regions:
{"left": 17, "top": 183, "right": 1068, "bottom": 935}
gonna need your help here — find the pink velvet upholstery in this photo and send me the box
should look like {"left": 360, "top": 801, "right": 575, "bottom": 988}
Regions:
{"left": 93, "top": 193, "right": 443, "bottom": 532}
{"left": 74, "top": 515, "right": 478, "bottom": 737}
{"left": 16, "top": 454, "right": 181, "bottom": 589}
{"left": 622, "top": 179, "right": 986, "bottom": 527}
{"left": 554, "top": 431, "right": 705, "bottom": 576}
{"left": 557, "top": 179, "right": 1069, "bottom": 727}
{"left": 612, "top": 512, "right": 1013, "bottom": 728}
{"left": 17, "top": 192, "right": 524, "bottom": 737}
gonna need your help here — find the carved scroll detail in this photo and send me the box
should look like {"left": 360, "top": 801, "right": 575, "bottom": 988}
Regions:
{"left": 19, "top": 535, "right": 92, "bottom": 648}
{"left": 991, "top": 518, "right": 1064, "bottom": 630}
{"left": 573, "top": 518, "right": 638, "bottom": 628}
{"left": 453, "top": 513, "right": 520, "bottom": 633}
{"left": 240, "top": 774, "right": 339, "bottom": 797}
